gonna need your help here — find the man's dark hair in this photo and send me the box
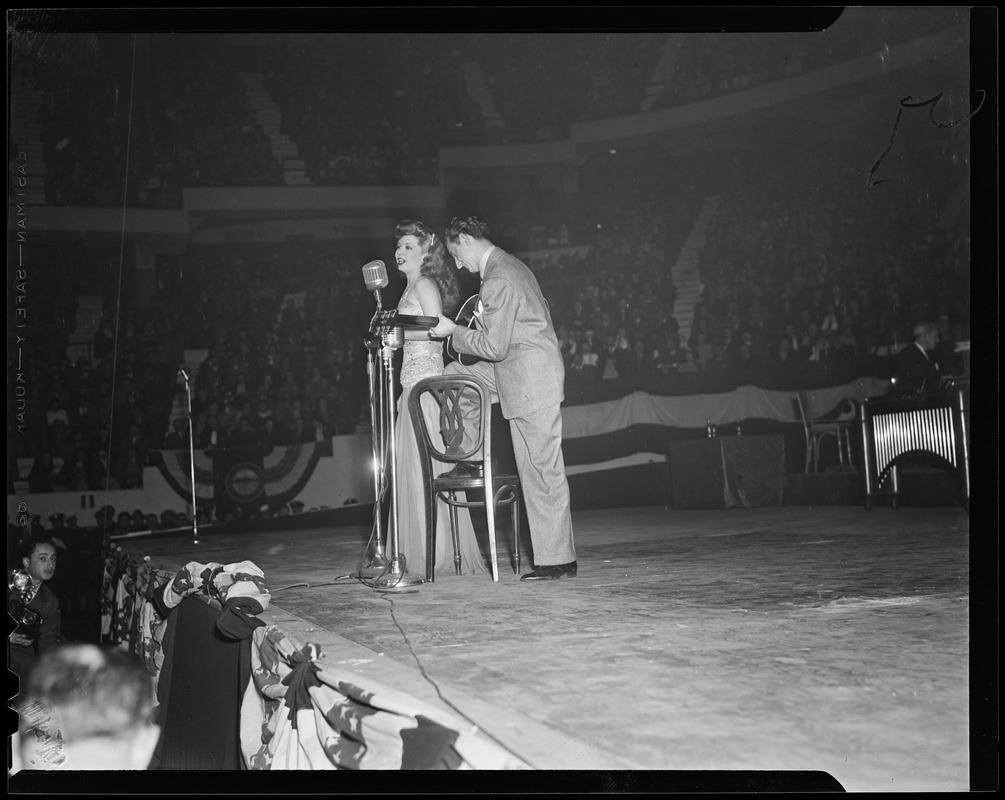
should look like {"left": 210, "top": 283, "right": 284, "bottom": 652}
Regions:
{"left": 20, "top": 536, "right": 55, "bottom": 561}
{"left": 445, "top": 216, "right": 491, "bottom": 243}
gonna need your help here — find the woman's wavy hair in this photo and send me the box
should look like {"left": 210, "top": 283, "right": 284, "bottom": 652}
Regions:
{"left": 396, "top": 219, "right": 460, "bottom": 315}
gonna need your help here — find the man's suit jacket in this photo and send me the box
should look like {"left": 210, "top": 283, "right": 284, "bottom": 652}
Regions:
{"left": 451, "top": 248, "right": 565, "bottom": 418}
{"left": 9, "top": 581, "right": 62, "bottom": 675}
{"left": 892, "top": 342, "right": 941, "bottom": 393}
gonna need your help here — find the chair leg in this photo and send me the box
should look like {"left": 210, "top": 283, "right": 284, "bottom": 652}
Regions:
{"left": 843, "top": 430, "right": 855, "bottom": 471}
{"left": 447, "top": 492, "right": 462, "bottom": 576}
{"left": 485, "top": 489, "right": 499, "bottom": 583}
{"left": 804, "top": 437, "right": 812, "bottom": 473}
{"left": 425, "top": 490, "right": 437, "bottom": 583}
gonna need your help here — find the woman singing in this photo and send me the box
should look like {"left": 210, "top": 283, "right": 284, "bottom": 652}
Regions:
{"left": 393, "top": 220, "right": 486, "bottom": 577}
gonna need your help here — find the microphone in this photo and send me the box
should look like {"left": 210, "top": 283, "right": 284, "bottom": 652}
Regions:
{"left": 362, "top": 260, "right": 389, "bottom": 292}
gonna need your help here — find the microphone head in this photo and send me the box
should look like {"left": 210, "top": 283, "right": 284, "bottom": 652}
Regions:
{"left": 362, "top": 260, "right": 389, "bottom": 291}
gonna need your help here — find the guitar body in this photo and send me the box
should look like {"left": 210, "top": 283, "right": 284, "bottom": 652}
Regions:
{"left": 445, "top": 295, "right": 485, "bottom": 367}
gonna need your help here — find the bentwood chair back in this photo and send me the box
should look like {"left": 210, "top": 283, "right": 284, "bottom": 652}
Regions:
{"left": 796, "top": 390, "right": 855, "bottom": 473}
{"left": 408, "top": 375, "right": 522, "bottom": 582}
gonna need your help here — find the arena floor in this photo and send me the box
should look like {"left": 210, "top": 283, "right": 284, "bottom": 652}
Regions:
{"left": 104, "top": 501, "right": 983, "bottom": 792}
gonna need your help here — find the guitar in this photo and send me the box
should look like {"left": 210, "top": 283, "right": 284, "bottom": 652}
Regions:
{"left": 444, "top": 294, "right": 485, "bottom": 367}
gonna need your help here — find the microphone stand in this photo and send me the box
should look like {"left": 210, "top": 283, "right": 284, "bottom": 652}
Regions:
{"left": 360, "top": 293, "right": 390, "bottom": 576}
{"left": 180, "top": 369, "right": 200, "bottom": 545}
{"left": 372, "top": 325, "right": 422, "bottom": 592}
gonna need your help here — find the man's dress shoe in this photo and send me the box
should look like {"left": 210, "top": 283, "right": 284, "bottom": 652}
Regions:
{"left": 438, "top": 462, "right": 483, "bottom": 479}
{"left": 520, "top": 561, "right": 577, "bottom": 581}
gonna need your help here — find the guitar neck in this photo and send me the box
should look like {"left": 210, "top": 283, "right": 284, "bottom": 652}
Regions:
{"left": 396, "top": 313, "right": 438, "bottom": 329}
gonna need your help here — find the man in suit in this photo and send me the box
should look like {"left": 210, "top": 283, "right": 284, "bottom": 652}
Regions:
{"left": 9, "top": 537, "right": 63, "bottom": 682}
{"left": 429, "top": 216, "right": 577, "bottom": 581}
{"left": 891, "top": 321, "right": 942, "bottom": 395}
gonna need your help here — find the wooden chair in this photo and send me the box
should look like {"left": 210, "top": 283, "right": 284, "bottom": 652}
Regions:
{"left": 408, "top": 375, "right": 522, "bottom": 582}
{"left": 795, "top": 391, "right": 855, "bottom": 473}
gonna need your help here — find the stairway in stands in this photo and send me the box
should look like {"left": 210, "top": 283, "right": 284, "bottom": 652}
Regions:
{"left": 671, "top": 195, "right": 722, "bottom": 346}
{"left": 640, "top": 35, "right": 684, "bottom": 112}
{"left": 9, "top": 67, "right": 48, "bottom": 205}
{"left": 458, "top": 60, "right": 507, "bottom": 144}
{"left": 238, "top": 72, "right": 310, "bottom": 185}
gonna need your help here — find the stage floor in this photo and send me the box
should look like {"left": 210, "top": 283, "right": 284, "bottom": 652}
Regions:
{"left": 118, "top": 503, "right": 976, "bottom": 791}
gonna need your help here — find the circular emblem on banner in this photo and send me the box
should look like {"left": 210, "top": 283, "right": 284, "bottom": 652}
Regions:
{"left": 225, "top": 462, "right": 265, "bottom": 504}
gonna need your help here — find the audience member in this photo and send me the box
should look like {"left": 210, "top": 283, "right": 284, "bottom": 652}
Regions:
{"left": 9, "top": 537, "right": 63, "bottom": 682}
{"left": 12, "top": 644, "right": 160, "bottom": 771}
{"left": 890, "top": 321, "right": 943, "bottom": 395}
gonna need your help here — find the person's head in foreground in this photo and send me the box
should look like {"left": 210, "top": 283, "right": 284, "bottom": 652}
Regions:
{"left": 14, "top": 643, "right": 160, "bottom": 771}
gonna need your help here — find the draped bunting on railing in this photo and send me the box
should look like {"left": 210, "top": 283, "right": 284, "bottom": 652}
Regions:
{"left": 100, "top": 546, "right": 530, "bottom": 771}
{"left": 149, "top": 442, "right": 326, "bottom": 513}
{"left": 241, "top": 625, "right": 530, "bottom": 771}
{"left": 562, "top": 377, "right": 890, "bottom": 440}
{"left": 561, "top": 356, "right": 895, "bottom": 406}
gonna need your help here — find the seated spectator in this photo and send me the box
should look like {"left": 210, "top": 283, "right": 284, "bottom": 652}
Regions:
{"left": 227, "top": 416, "right": 263, "bottom": 448}
{"left": 259, "top": 416, "right": 281, "bottom": 448}
{"left": 162, "top": 417, "right": 190, "bottom": 450}
{"left": 119, "top": 423, "right": 151, "bottom": 468}
{"left": 677, "top": 349, "right": 699, "bottom": 373}
{"left": 254, "top": 398, "right": 275, "bottom": 427}
{"left": 92, "top": 320, "right": 116, "bottom": 361}
{"left": 58, "top": 449, "right": 90, "bottom": 491}
{"left": 312, "top": 397, "right": 335, "bottom": 442}
{"left": 89, "top": 448, "right": 120, "bottom": 491}
{"left": 28, "top": 452, "right": 57, "bottom": 493}
{"left": 46, "top": 398, "right": 70, "bottom": 432}
{"left": 116, "top": 446, "right": 144, "bottom": 490}
{"left": 772, "top": 336, "right": 795, "bottom": 364}
{"left": 196, "top": 415, "right": 226, "bottom": 449}
{"left": 807, "top": 336, "right": 831, "bottom": 362}
{"left": 115, "top": 511, "right": 135, "bottom": 535}
{"left": 303, "top": 367, "right": 329, "bottom": 404}
{"left": 932, "top": 313, "right": 963, "bottom": 377}
{"left": 692, "top": 331, "right": 714, "bottom": 370}
{"left": 890, "top": 321, "right": 943, "bottom": 394}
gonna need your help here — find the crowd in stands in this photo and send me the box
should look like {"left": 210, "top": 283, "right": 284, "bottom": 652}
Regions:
{"left": 179, "top": 241, "right": 376, "bottom": 452}
{"left": 10, "top": 15, "right": 969, "bottom": 526}
{"left": 654, "top": 11, "right": 963, "bottom": 113}
{"left": 34, "top": 35, "right": 283, "bottom": 209}
{"left": 16, "top": 238, "right": 378, "bottom": 496}
{"left": 19, "top": 10, "right": 969, "bottom": 207}
{"left": 261, "top": 34, "right": 483, "bottom": 186}
{"left": 14, "top": 130, "right": 969, "bottom": 507}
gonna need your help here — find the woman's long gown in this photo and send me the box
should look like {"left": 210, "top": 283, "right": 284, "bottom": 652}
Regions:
{"left": 395, "top": 297, "right": 487, "bottom": 577}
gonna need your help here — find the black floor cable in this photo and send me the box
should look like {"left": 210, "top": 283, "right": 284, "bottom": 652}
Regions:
{"left": 380, "top": 593, "right": 528, "bottom": 764}
{"left": 268, "top": 543, "right": 529, "bottom": 763}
